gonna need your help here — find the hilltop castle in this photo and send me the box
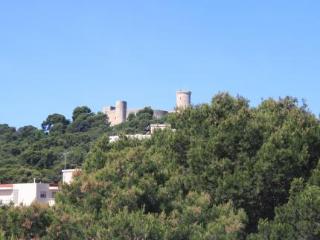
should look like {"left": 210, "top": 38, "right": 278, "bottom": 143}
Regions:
{"left": 103, "top": 90, "right": 192, "bottom": 126}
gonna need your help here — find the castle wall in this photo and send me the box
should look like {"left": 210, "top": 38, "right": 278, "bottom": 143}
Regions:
{"left": 153, "top": 110, "right": 169, "bottom": 119}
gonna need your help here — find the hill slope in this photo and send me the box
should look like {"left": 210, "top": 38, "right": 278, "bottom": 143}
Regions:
{"left": 0, "top": 93, "right": 320, "bottom": 239}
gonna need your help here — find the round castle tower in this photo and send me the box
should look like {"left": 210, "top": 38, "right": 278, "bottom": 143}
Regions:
{"left": 115, "top": 100, "right": 127, "bottom": 124}
{"left": 176, "top": 90, "right": 191, "bottom": 109}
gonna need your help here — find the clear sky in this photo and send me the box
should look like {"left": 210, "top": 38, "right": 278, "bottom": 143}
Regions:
{"left": 0, "top": 1, "right": 319, "bottom": 128}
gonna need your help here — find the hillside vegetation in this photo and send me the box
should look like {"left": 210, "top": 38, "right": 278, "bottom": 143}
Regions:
{"left": 1, "top": 93, "right": 320, "bottom": 239}
{"left": 0, "top": 106, "right": 156, "bottom": 183}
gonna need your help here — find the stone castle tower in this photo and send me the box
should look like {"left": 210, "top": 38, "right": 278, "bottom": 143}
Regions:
{"left": 176, "top": 90, "right": 191, "bottom": 110}
{"left": 103, "top": 90, "right": 192, "bottom": 126}
{"left": 103, "top": 100, "right": 127, "bottom": 126}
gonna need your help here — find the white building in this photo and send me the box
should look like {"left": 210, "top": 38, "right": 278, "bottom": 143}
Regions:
{"left": 109, "top": 134, "right": 151, "bottom": 143}
{"left": 150, "top": 123, "right": 171, "bottom": 134}
{"left": 0, "top": 183, "right": 58, "bottom": 207}
{"left": 0, "top": 169, "right": 80, "bottom": 207}
{"left": 108, "top": 124, "right": 173, "bottom": 143}
{"left": 62, "top": 169, "right": 81, "bottom": 184}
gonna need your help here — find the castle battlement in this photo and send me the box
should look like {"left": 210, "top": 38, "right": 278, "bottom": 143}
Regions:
{"left": 103, "top": 90, "right": 192, "bottom": 126}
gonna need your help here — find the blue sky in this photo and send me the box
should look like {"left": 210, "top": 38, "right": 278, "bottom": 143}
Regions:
{"left": 0, "top": 1, "right": 319, "bottom": 128}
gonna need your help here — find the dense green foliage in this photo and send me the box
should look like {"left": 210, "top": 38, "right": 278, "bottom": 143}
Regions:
{"left": 0, "top": 106, "right": 107, "bottom": 183}
{"left": 0, "top": 106, "right": 157, "bottom": 183}
{"left": 111, "top": 107, "right": 167, "bottom": 135}
{"left": 248, "top": 162, "right": 320, "bottom": 239}
{"left": 1, "top": 93, "right": 320, "bottom": 239}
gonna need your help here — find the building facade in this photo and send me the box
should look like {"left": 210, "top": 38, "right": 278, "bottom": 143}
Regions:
{"left": 0, "top": 183, "right": 58, "bottom": 206}
{"left": 0, "top": 169, "right": 81, "bottom": 207}
{"left": 150, "top": 123, "right": 171, "bottom": 134}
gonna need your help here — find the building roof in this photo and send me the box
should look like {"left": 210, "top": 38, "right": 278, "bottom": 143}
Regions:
{"left": 62, "top": 169, "right": 81, "bottom": 173}
{"left": 0, "top": 184, "right": 13, "bottom": 190}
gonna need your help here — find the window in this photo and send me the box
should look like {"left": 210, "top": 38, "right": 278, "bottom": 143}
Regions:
{"left": 51, "top": 192, "right": 56, "bottom": 198}
{"left": 40, "top": 191, "right": 47, "bottom": 199}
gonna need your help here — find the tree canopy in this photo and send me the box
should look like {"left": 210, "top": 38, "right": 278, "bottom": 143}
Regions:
{"left": 1, "top": 93, "right": 320, "bottom": 239}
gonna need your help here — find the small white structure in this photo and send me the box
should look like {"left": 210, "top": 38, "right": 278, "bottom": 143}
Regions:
{"left": 0, "top": 183, "right": 58, "bottom": 206}
{"left": 108, "top": 124, "right": 172, "bottom": 143}
{"left": 109, "top": 134, "right": 151, "bottom": 143}
{"left": 62, "top": 169, "right": 81, "bottom": 184}
{"left": 150, "top": 123, "right": 171, "bottom": 134}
